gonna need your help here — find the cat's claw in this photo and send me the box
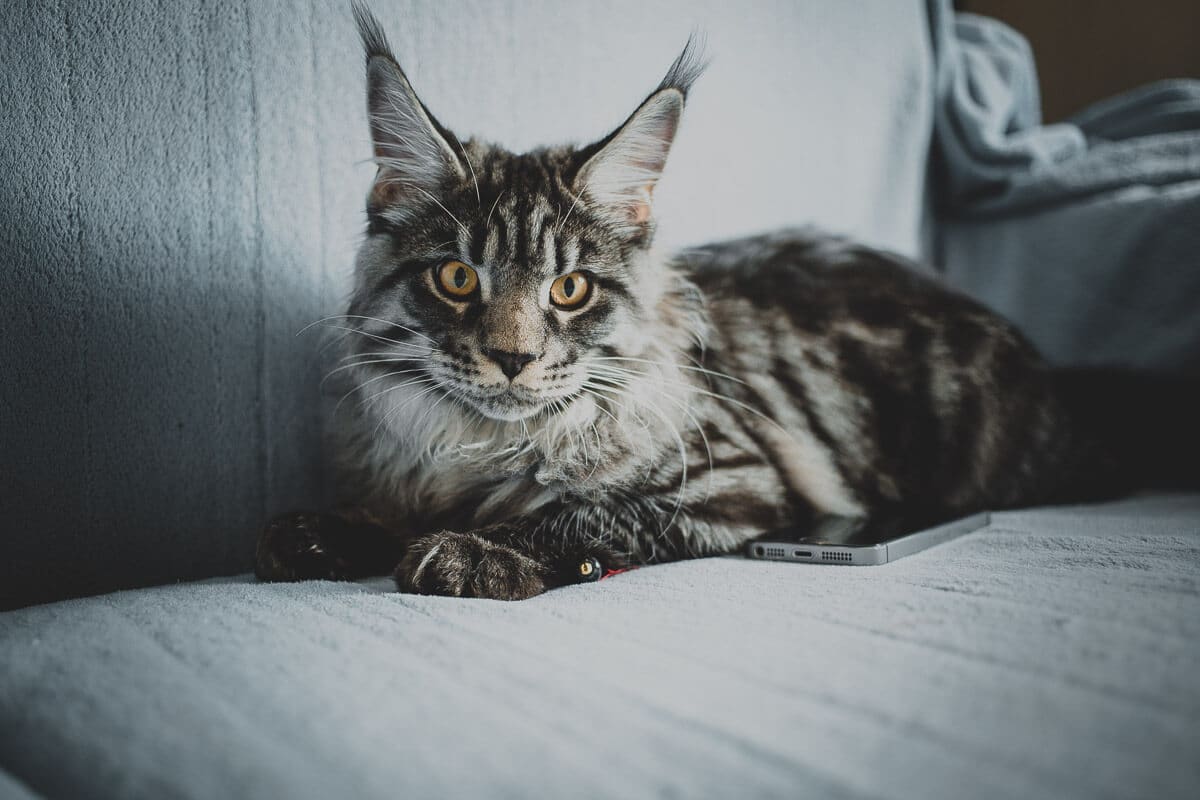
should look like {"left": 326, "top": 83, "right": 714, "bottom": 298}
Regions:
{"left": 396, "top": 531, "right": 547, "bottom": 600}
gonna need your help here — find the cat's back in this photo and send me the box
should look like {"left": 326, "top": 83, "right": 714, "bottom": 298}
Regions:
{"left": 681, "top": 227, "right": 1031, "bottom": 381}
{"left": 681, "top": 228, "right": 992, "bottom": 329}
{"left": 678, "top": 228, "right": 1089, "bottom": 515}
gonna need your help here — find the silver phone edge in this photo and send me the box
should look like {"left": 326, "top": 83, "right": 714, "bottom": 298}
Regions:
{"left": 883, "top": 511, "right": 990, "bottom": 562}
{"left": 744, "top": 511, "right": 991, "bottom": 566}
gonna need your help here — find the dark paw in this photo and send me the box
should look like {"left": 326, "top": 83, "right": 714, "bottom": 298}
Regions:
{"left": 395, "top": 531, "right": 546, "bottom": 600}
{"left": 255, "top": 511, "right": 356, "bottom": 582}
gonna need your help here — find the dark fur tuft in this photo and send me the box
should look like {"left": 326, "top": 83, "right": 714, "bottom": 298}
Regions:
{"left": 656, "top": 33, "right": 710, "bottom": 98}
{"left": 351, "top": 1, "right": 396, "bottom": 65}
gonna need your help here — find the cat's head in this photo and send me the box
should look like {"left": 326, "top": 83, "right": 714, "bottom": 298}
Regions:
{"left": 344, "top": 3, "right": 705, "bottom": 426}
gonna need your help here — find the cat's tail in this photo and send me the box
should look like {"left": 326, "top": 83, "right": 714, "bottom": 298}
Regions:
{"left": 1054, "top": 367, "right": 1200, "bottom": 493}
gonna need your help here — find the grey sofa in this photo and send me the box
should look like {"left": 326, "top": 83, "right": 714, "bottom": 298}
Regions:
{"left": 2, "top": 1, "right": 1198, "bottom": 798}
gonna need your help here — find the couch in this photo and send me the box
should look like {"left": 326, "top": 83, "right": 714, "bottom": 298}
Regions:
{"left": 2, "top": 1, "right": 1197, "bottom": 797}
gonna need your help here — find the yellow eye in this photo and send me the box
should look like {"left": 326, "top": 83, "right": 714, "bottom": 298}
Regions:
{"left": 549, "top": 271, "right": 591, "bottom": 309}
{"left": 435, "top": 260, "right": 478, "bottom": 298}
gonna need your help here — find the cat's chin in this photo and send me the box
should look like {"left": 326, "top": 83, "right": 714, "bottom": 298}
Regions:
{"left": 466, "top": 392, "right": 548, "bottom": 422}
{"left": 476, "top": 404, "right": 543, "bottom": 422}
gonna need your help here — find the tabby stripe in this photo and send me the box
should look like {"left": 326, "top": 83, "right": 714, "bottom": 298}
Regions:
{"left": 767, "top": 355, "right": 857, "bottom": 492}
{"left": 715, "top": 376, "right": 814, "bottom": 519}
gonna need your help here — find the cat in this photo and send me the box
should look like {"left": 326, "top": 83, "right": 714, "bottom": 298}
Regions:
{"left": 255, "top": 3, "right": 1128, "bottom": 599}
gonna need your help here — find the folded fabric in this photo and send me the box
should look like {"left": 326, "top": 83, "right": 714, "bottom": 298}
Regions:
{"left": 928, "top": 0, "right": 1200, "bottom": 216}
{"left": 927, "top": 0, "right": 1200, "bottom": 375}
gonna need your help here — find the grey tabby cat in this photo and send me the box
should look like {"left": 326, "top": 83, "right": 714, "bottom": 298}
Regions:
{"left": 255, "top": 4, "right": 1134, "bottom": 599}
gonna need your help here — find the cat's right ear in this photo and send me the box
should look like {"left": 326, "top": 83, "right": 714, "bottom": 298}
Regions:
{"left": 353, "top": 2, "right": 465, "bottom": 210}
{"left": 571, "top": 36, "right": 707, "bottom": 238}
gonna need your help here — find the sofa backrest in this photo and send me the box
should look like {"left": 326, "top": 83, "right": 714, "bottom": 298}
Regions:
{"left": 0, "top": 0, "right": 935, "bottom": 609}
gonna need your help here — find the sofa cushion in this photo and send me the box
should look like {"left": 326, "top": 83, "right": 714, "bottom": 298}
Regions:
{"left": 2, "top": 494, "right": 1198, "bottom": 799}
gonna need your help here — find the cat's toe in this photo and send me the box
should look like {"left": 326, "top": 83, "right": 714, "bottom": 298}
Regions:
{"left": 395, "top": 531, "right": 546, "bottom": 600}
{"left": 255, "top": 511, "right": 354, "bottom": 582}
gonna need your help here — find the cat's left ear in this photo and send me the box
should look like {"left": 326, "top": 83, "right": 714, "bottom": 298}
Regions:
{"left": 573, "top": 37, "right": 707, "bottom": 236}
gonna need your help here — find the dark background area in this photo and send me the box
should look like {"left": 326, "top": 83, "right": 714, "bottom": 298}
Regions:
{"left": 959, "top": 0, "right": 1200, "bottom": 121}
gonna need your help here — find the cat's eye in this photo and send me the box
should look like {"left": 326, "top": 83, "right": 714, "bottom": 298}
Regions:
{"left": 435, "top": 260, "right": 478, "bottom": 298}
{"left": 549, "top": 271, "right": 591, "bottom": 309}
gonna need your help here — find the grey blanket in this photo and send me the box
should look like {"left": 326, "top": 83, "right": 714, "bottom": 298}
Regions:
{"left": 928, "top": 5, "right": 1200, "bottom": 373}
{"left": 931, "top": 7, "right": 1200, "bottom": 214}
{"left": 3, "top": 494, "right": 1199, "bottom": 799}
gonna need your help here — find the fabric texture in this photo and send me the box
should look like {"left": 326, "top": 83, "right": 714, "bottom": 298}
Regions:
{"left": 928, "top": 6, "right": 1200, "bottom": 373}
{"left": 0, "top": 0, "right": 936, "bottom": 610}
{"left": 2, "top": 494, "right": 1198, "bottom": 799}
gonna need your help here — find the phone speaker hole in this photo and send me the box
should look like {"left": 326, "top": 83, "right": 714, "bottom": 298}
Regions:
{"left": 765, "top": 547, "right": 785, "bottom": 559}
{"left": 821, "top": 551, "right": 852, "bottom": 562}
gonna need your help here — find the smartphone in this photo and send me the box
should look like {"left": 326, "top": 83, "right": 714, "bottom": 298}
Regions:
{"left": 745, "top": 512, "right": 989, "bottom": 565}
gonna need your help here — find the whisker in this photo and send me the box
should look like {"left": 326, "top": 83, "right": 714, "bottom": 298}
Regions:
{"left": 415, "top": 384, "right": 458, "bottom": 456}
{"left": 319, "top": 324, "right": 435, "bottom": 353}
{"left": 361, "top": 374, "right": 436, "bottom": 413}
{"left": 556, "top": 189, "right": 583, "bottom": 236}
{"left": 584, "top": 363, "right": 784, "bottom": 433}
{"left": 587, "top": 355, "right": 746, "bottom": 386}
{"left": 335, "top": 367, "right": 430, "bottom": 412}
{"left": 334, "top": 348, "right": 430, "bottom": 364}
{"left": 583, "top": 379, "right": 689, "bottom": 537}
{"left": 373, "top": 379, "right": 445, "bottom": 439}
{"left": 411, "top": 185, "right": 469, "bottom": 237}
{"left": 486, "top": 189, "right": 507, "bottom": 230}
{"left": 577, "top": 388, "right": 621, "bottom": 427}
{"left": 621, "top": 381, "right": 715, "bottom": 503}
{"left": 301, "top": 314, "right": 438, "bottom": 345}
{"left": 323, "top": 356, "right": 423, "bottom": 386}
{"left": 458, "top": 142, "right": 482, "bottom": 208}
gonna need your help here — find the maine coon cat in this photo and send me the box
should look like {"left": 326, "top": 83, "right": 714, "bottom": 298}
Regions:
{"left": 256, "top": 4, "right": 1129, "bottom": 599}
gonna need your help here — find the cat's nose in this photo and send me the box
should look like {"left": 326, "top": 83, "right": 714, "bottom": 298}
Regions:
{"left": 483, "top": 348, "right": 539, "bottom": 380}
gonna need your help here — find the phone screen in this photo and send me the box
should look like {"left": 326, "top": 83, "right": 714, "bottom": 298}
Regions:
{"left": 754, "top": 516, "right": 910, "bottom": 547}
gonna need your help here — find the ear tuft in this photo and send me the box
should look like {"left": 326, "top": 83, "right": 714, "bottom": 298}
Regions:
{"left": 656, "top": 33, "right": 709, "bottom": 99}
{"left": 352, "top": 2, "right": 464, "bottom": 211}
{"left": 351, "top": 0, "right": 394, "bottom": 64}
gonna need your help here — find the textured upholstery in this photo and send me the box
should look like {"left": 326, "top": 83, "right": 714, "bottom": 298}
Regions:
{"left": 2, "top": 495, "right": 1198, "bottom": 799}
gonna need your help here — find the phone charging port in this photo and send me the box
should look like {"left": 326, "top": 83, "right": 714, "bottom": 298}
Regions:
{"left": 793, "top": 550, "right": 813, "bottom": 558}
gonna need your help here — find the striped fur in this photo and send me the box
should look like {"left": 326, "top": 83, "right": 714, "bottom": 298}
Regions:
{"left": 255, "top": 5, "right": 1117, "bottom": 598}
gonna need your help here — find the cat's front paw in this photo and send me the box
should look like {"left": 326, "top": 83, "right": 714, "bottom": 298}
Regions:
{"left": 395, "top": 531, "right": 546, "bottom": 600}
{"left": 255, "top": 511, "right": 355, "bottom": 582}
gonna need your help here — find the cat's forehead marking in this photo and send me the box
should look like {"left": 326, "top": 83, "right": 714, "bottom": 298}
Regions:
{"left": 481, "top": 193, "right": 566, "bottom": 279}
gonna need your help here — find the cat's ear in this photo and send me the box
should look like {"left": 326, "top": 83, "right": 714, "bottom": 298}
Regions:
{"left": 573, "top": 37, "right": 707, "bottom": 235}
{"left": 353, "top": 2, "right": 465, "bottom": 210}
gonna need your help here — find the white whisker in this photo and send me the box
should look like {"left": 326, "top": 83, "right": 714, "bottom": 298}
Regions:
{"left": 486, "top": 189, "right": 507, "bottom": 230}
{"left": 336, "top": 367, "right": 430, "bottom": 413}
{"left": 410, "top": 185, "right": 468, "bottom": 237}
{"left": 458, "top": 143, "right": 482, "bottom": 208}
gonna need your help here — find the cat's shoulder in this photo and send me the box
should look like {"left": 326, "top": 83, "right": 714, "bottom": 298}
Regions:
{"left": 679, "top": 226, "right": 991, "bottom": 316}
{"left": 678, "top": 227, "right": 922, "bottom": 280}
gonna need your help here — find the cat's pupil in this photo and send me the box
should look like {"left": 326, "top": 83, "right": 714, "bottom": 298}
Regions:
{"left": 453, "top": 267, "right": 466, "bottom": 288}
{"left": 564, "top": 277, "right": 575, "bottom": 297}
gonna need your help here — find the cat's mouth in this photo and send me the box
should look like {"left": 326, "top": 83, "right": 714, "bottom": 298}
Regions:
{"left": 453, "top": 382, "right": 561, "bottom": 422}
